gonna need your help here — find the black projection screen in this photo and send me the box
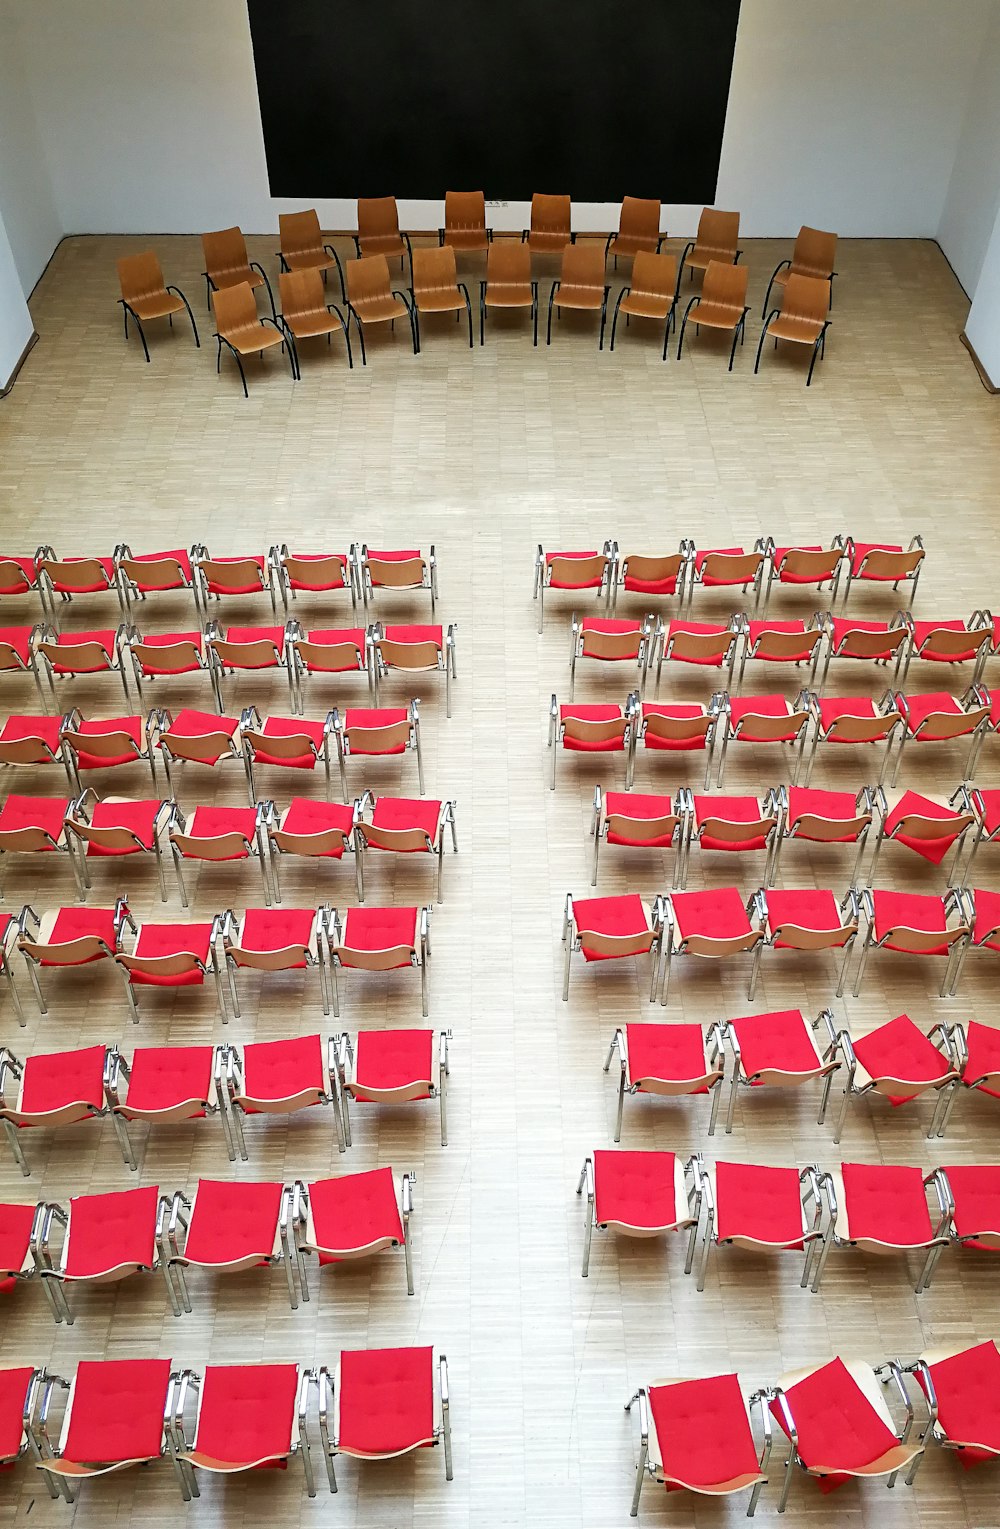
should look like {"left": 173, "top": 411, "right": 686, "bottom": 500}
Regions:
{"left": 246, "top": 1, "right": 742, "bottom": 204}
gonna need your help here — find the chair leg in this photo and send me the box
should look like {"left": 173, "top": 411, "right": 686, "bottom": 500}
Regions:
{"left": 806, "top": 338, "right": 821, "bottom": 386}
{"left": 754, "top": 322, "right": 770, "bottom": 374}
{"left": 610, "top": 289, "right": 626, "bottom": 351}
{"left": 124, "top": 305, "right": 150, "bottom": 363}
{"left": 728, "top": 324, "right": 740, "bottom": 372}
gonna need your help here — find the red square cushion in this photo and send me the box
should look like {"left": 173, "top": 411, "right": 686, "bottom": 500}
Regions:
{"left": 572, "top": 894, "right": 651, "bottom": 960}
{"left": 694, "top": 794, "right": 768, "bottom": 852}
{"left": 243, "top": 1034, "right": 325, "bottom": 1102}
{"left": 729, "top": 695, "right": 799, "bottom": 738}
{"left": 0, "top": 1367, "right": 34, "bottom": 1458}
{"left": 885, "top": 790, "right": 964, "bottom": 864}
{"left": 62, "top": 1185, "right": 159, "bottom": 1277}
{"left": 302, "top": 629, "right": 365, "bottom": 670}
{"left": 899, "top": 691, "right": 964, "bottom": 735}
{"left": 839, "top": 1163, "right": 932, "bottom": 1245}
{"left": 871, "top": 892, "right": 950, "bottom": 952}
{"left": 133, "top": 632, "right": 203, "bottom": 674}
{"left": 0, "top": 628, "right": 33, "bottom": 666}
{"left": 87, "top": 798, "right": 160, "bottom": 853}
{"left": 605, "top": 791, "right": 676, "bottom": 847}
{"left": 123, "top": 1046, "right": 214, "bottom": 1114}
{"left": 623, "top": 567, "right": 678, "bottom": 595}
{"left": 592, "top": 1149, "right": 678, "bottom": 1229}
{"left": 625, "top": 1023, "right": 711, "bottom": 1087}
{"left": 911, "top": 619, "right": 978, "bottom": 659}
{"left": 0, "top": 558, "right": 37, "bottom": 594}
{"left": 786, "top": 787, "right": 864, "bottom": 840}
{"left": 0, "top": 715, "right": 61, "bottom": 753}
{"left": 238, "top": 907, "right": 314, "bottom": 960}
{"left": 193, "top": 1364, "right": 298, "bottom": 1465}
{"left": 368, "top": 548, "right": 420, "bottom": 562}
{"left": 973, "top": 888, "right": 1000, "bottom": 949}
{"left": 308, "top": 1166, "right": 403, "bottom": 1255}
{"left": 183, "top": 1180, "right": 283, "bottom": 1265}
{"left": 641, "top": 703, "right": 708, "bottom": 752}
{"left": 649, "top": 1373, "right": 760, "bottom": 1488}
{"left": 62, "top": 1359, "right": 172, "bottom": 1464}
{"left": 729, "top": 1009, "right": 818, "bottom": 1078}
{"left": 344, "top": 708, "right": 409, "bottom": 753}
{"left": 184, "top": 806, "right": 257, "bottom": 855}
{"left": 817, "top": 697, "right": 880, "bottom": 733}
{"left": 72, "top": 715, "right": 144, "bottom": 770}
{"left": 130, "top": 921, "right": 214, "bottom": 985}
{"left": 369, "top": 797, "right": 441, "bottom": 843}
{"left": 383, "top": 625, "right": 442, "bottom": 647}
{"left": 340, "top": 906, "right": 418, "bottom": 962}
{"left": 771, "top": 1357, "right": 898, "bottom": 1471}
{"left": 851, "top": 1013, "right": 951, "bottom": 1089}
{"left": 945, "top": 1166, "right": 1000, "bottom": 1242}
{"left": 162, "top": 710, "right": 239, "bottom": 764}
{"left": 715, "top": 1162, "right": 806, "bottom": 1246}
{"left": 974, "top": 789, "right": 1000, "bottom": 835}
{"left": 963, "top": 1020, "right": 1000, "bottom": 1093}
{"left": 48, "top": 630, "right": 117, "bottom": 672}
{"left": 925, "top": 1342, "right": 1000, "bottom": 1459}
{"left": 337, "top": 1347, "right": 435, "bottom": 1455}
{"left": 45, "top": 906, "right": 118, "bottom": 962}
{"left": 849, "top": 541, "right": 903, "bottom": 576}
{"left": 19, "top": 1046, "right": 106, "bottom": 1114}
{"left": 766, "top": 889, "right": 847, "bottom": 946}
{"left": 354, "top": 1029, "right": 433, "bottom": 1092}
{"left": 0, "top": 794, "right": 67, "bottom": 841}
{"left": 279, "top": 797, "right": 353, "bottom": 853}
{"left": 0, "top": 1206, "right": 36, "bottom": 1278}
{"left": 671, "top": 886, "right": 751, "bottom": 942}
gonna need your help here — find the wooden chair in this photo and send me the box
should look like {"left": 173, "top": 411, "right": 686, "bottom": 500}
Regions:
{"left": 344, "top": 256, "right": 417, "bottom": 363}
{"left": 522, "top": 193, "right": 573, "bottom": 254}
{"left": 679, "top": 208, "right": 741, "bottom": 283}
{"left": 201, "top": 226, "right": 275, "bottom": 316}
{"left": 116, "top": 252, "right": 199, "bottom": 363}
{"left": 479, "top": 242, "right": 537, "bottom": 345}
{"left": 756, "top": 274, "right": 831, "bottom": 386}
{"left": 605, "top": 196, "right": 664, "bottom": 266}
{"left": 354, "top": 196, "right": 412, "bottom": 275}
{"left": 211, "top": 283, "right": 294, "bottom": 397}
{"left": 439, "top": 191, "right": 490, "bottom": 252}
{"left": 277, "top": 209, "right": 346, "bottom": 301}
{"left": 763, "top": 226, "right": 838, "bottom": 317}
{"left": 410, "top": 247, "right": 473, "bottom": 350}
{"left": 609, "top": 253, "right": 678, "bottom": 358}
{"left": 676, "top": 260, "right": 750, "bottom": 369}
{"left": 278, "top": 269, "right": 353, "bottom": 375}
{"left": 547, "top": 245, "right": 610, "bottom": 348}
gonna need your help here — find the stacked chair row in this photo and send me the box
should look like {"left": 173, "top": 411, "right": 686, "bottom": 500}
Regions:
{"left": 0, "top": 1029, "right": 451, "bottom": 1173}
{"left": 0, "top": 1349, "right": 451, "bottom": 1502}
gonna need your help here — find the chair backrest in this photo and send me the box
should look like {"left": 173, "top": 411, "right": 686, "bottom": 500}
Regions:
{"left": 618, "top": 196, "right": 660, "bottom": 240}
{"left": 117, "top": 252, "right": 166, "bottom": 304}
{"left": 485, "top": 241, "right": 532, "bottom": 292}
{"left": 531, "top": 193, "right": 572, "bottom": 235}
{"left": 630, "top": 252, "right": 677, "bottom": 301}
{"left": 793, "top": 225, "right": 837, "bottom": 277}
{"left": 202, "top": 227, "right": 250, "bottom": 278}
{"left": 445, "top": 190, "right": 486, "bottom": 233}
{"left": 347, "top": 255, "right": 393, "bottom": 306}
{"left": 358, "top": 196, "right": 400, "bottom": 239}
{"left": 412, "top": 245, "right": 458, "bottom": 297}
{"left": 559, "top": 243, "right": 605, "bottom": 291}
{"left": 279, "top": 267, "right": 326, "bottom": 320}
{"left": 781, "top": 273, "right": 831, "bottom": 323}
{"left": 696, "top": 208, "right": 740, "bottom": 254}
{"left": 701, "top": 260, "right": 749, "bottom": 309}
{"left": 212, "top": 282, "right": 259, "bottom": 335}
{"left": 279, "top": 209, "right": 322, "bottom": 259}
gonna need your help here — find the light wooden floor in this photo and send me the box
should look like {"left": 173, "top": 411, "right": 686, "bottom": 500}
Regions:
{"left": 2, "top": 231, "right": 1000, "bottom": 1527}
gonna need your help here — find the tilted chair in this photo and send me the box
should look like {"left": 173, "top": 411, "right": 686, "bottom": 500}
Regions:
{"left": 317, "top": 1347, "right": 453, "bottom": 1489}
{"left": 29, "top": 1357, "right": 174, "bottom": 1501}
{"left": 609, "top": 252, "right": 678, "bottom": 358}
{"left": 278, "top": 269, "right": 352, "bottom": 375}
{"left": 277, "top": 208, "right": 346, "bottom": 301}
{"left": 116, "top": 252, "right": 199, "bottom": 363}
{"left": 604, "top": 1022, "right": 725, "bottom": 1141}
{"left": 479, "top": 240, "right": 537, "bottom": 345}
{"left": 677, "top": 260, "right": 750, "bottom": 368}
{"left": 410, "top": 246, "right": 473, "bottom": 349}
{"left": 546, "top": 244, "right": 610, "bottom": 348}
{"left": 288, "top": 1167, "right": 415, "bottom": 1296}
{"left": 626, "top": 1370, "right": 771, "bottom": 1518}
{"left": 345, "top": 255, "right": 417, "bottom": 362}
{"left": 201, "top": 225, "right": 275, "bottom": 316}
{"left": 685, "top": 1157, "right": 826, "bottom": 1292}
{"left": 212, "top": 283, "right": 295, "bottom": 397}
{"left": 756, "top": 274, "right": 831, "bottom": 386}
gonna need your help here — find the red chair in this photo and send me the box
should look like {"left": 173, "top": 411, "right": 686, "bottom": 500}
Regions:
{"left": 104, "top": 1042, "right": 230, "bottom": 1165}
{"left": 685, "top": 1157, "right": 825, "bottom": 1292}
{"left": 763, "top": 539, "right": 845, "bottom": 603}
{"left": 899, "top": 612, "right": 992, "bottom": 687}
{"left": 769, "top": 785, "right": 874, "bottom": 884}
{"left": 735, "top": 614, "right": 824, "bottom": 688}
{"left": 852, "top": 890, "right": 971, "bottom": 998}
{"left": 867, "top": 788, "right": 975, "bottom": 883}
{"left": 714, "top": 1006, "right": 840, "bottom": 1134}
{"left": 660, "top": 887, "right": 765, "bottom": 1002}
{"left": 534, "top": 543, "right": 614, "bottom": 631}
{"left": 30, "top": 1358, "right": 173, "bottom": 1501}
{"left": 802, "top": 693, "right": 903, "bottom": 786}
{"left": 905, "top": 1340, "right": 1000, "bottom": 1468}
{"left": 683, "top": 543, "right": 767, "bottom": 611}
{"left": 332, "top": 700, "right": 423, "bottom": 799}
{"left": 714, "top": 692, "right": 811, "bottom": 785}
{"left": 34, "top": 625, "right": 130, "bottom": 708}
{"left": 266, "top": 798, "right": 357, "bottom": 902}
{"left": 838, "top": 534, "right": 925, "bottom": 605}
{"left": 889, "top": 688, "right": 990, "bottom": 783}
{"left": 957, "top": 785, "right": 1000, "bottom": 880}
{"left": 921, "top": 1166, "right": 1000, "bottom": 1288}
{"left": 562, "top": 892, "right": 665, "bottom": 1002}
{"left": 168, "top": 1362, "right": 322, "bottom": 1499}
{"left": 824, "top": 1011, "right": 962, "bottom": 1140}
{"left": 288, "top": 1166, "right": 415, "bottom": 1295}
{"left": 124, "top": 626, "right": 211, "bottom": 705}
{"left": 0, "top": 1043, "right": 107, "bottom": 1176}
{"left": 769, "top": 1356, "right": 922, "bottom": 1508}
{"left": 0, "top": 914, "right": 24, "bottom": 1025}
{"left": 0, "top": 1366, "right": 45, "bottom": 1484}
{"left": 219, "top": 906, "right": 332, "bottom": 1016}
{"left": 168, "top": 802, "right": 272, "bottom": 907}
{"left": 0, "top": 553, "right": 42, "bottom": 603}
{"left": 626, "top": 1370, "right": 771, "bottom": 1517}
{"left": 549, "top": 693, "right": 636, "bottom": 790}
{"left": 0, "top": 623, "right": 46, "bottom": 703}
{"left": 576, "top": 1148, "right": 694, "bottom": 1277}
{"left": 160, "top": 1178, "right": 298, "bottom": 1311}
{"left": 114, "top": 916, "right": 228, "bottom": 1023}
{"left": 947, "top": 886, "right": 1000, "bottom": 995}
{"left": 968, "top": 680, "right": 1000, "bottom": 767}
{"left": 239, "top": 705, "right": 335, "bottom": 801}
{"left": 192, "top": 547, "right": 276, "bottom": 614}
{"left": 317, "top": 1347, "right": 453, "bottom": 1488}
{"left": 59, "top": 707, "right": 157, "bottom": 793}
{"left": 653, "top": 619, "right": 740, "bottom": 688}
{"left": 326, "top": 904, "right": 430, "bottom": 1016}
{"left": 34, "top": 549, "right": 118, "bottom": 621}
{"left": 219, "top": 1034, "right": 339, "bottom": 1159}
{"left": 809, "top": 1162, "right": 949, "bottom": 1293}
{"left": 0, "top": 792, "right": 76, "bottom": 899}
{"left": 590, "top": 786, "right": 687, "bottom": 887}
{"left": 114, "top": 544, "right": 199, "bottom": 615}
{"left": 569, "top": 612, "right": 656, "bottom": 697}
{"left": 355, "top": 545, "right": 438, "bottom": 613}
{"left": 353, "top": 793, "right": 457, "bottom": 903}
{"left": 30, "top": 1184, "right": 164, "bottom": 1324}
{"left": 611, "top": 546, "right": 687, "bottom": 610}
{"left": 684, "top": 790, "right": 781, "bottom": 885}
{"left": 335, "top": 1028, "right": 450, "bottom": 1147}
{"left": 817, "top": 613, "right": 910, "bottom": 687}
{"left": 604, "top": 1022, "right": 725, "bottom": 1140}
{"left": 269, "top": 544, "right": 355, "bottom": 613}
{"left": 948, "top": 1017, "right": 1000, "bottom": 1124}
{"left": 628, "top": 698, "right": 721, "bottom": 789}
{"left": 370, "top": 622, "right": 456, "bottom": 718}
{"left": 14, "top": 898, "right": 130, "bottom": 1015}
{"left": 205, "top": 621, "right": 292, "bottom": 713}
{"left": 64, "top": 792, "right": 171, "bottom": 901}
{"left": 150, "top": 707, "right": 244, "bottom": 798}
{"left": 754, "top": 887, "right": 859, "bottom": 996}
{"left": 286, "top": 624, "right": 368, "bottom": 714}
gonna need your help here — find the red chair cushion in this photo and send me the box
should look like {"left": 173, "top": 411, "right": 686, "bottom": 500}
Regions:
{"left": 671, "top": 887, "right": 752, "bottom": 942}
{"left": 129, "top": 922, "right": 214, "bottom": 985}
{"left": 71, "top": 715, "right": 144, "bottom": 770}
{"left": 785, "top": 788, "right": 864, "bottom": 840}
{"left": 19, "top": 1046, "right": 106, "bottom": 1114}
{"left": 829, "top": 617, "right": 900, "bottom": 658}
{"left": 839, "top": 1162, "right": 932, "bottom": 1245}
{"left": 605, "top": 792, "right": 677, "bottom": 848}
{"left": 337, "top": 1347, "right": 435, "bottom": 1455}
{"left": 885, "top": 791, "right": 964, "bottom": 864}
{"left": 0, "top": 1367, "right": 34, "bottom": 1458}
{"left": 0, "top": 794, "right": 68, "bottom": 841}
{"left": 714, "top": 1162, "right": 805, "bottom": 1246}
{"left": 344, "top": 708, "right": 409, "bottom": 754}
{"left": 592, "top": 1149, "right": 678, "bottom": 1229}
{"left": 183, "top": 1180, "right": 283, "bottom": 1265}
{"left": 972, "top": 888, "right": 1000, "bottom": 950}
{"left": 279, "top": 797, "right": 353, "bottom": 854}
{"left": 162, "top": 709, "right": 239, "bottom": 764}
{"left": 0, "top": 715, "right": 61, "bottom": 752}
{"left": 766, "top": 889, "right": 847, "bottom": 946}
{"left": 729, "top": 1009, "right": 818, "bottom": 1078}
{"left": 63, "top": 1185, "right": 159, "bottom": 1277}
{"left": 192, "top": 1364, "right": 298, "bottom": 1464}
{"left": 48, "top": 630, "right": 117, "bottom": 672}
{"left": 183, "top": 806, "right": 257, "bottom": 858}
{"left": 354, "top": 1029, "right": 433, "bottom": 1093}
{"left": 202, "top": 555, "right": 266, "bottom": 595}
{"left": 307, "top": 1166, "right": 403, "bottom": 1255}
{"left": 623, "top": 571, "right": 678, "bottom": 595}
{"left": 86, "top": 798, "right": 160, "bottom": 853}
{"left": 817, "top": 698, "right": 880, "bottom": 736}
{"left": 664, "top": 620, "right": 731, "bottom": 665}
{"left": 849, "top": 541, "right": 903, "bottom": 576}
{"left": 924, "top": 1342, "right": 1000, "bottom": 1460}
{"left": 747, "top": 620, "right": 814, "bottom": 659}
{"left": 242, "top": 1034, "right": 325, "bottom": 1103}
{"left": 771, "top": 1357, "right": 899, "bottom": 1472}
{"left": 383, "top": 625, "right": 442, "bottom": 648}
{"left": 851, "top": 1013, "right": 951, "bottom": 1088}
{"left": 238, "top": 908, "right": 314, "bottom": 962}
{"left": 62, "top": 1359, "right": 172, "bottom": 1465}
{"left": 649, "top": 1373, "right": 761, "bottom": 1488}
{"left": 0, "top": 558, "right": 37, "bottom": 594}
{"left": 625, "top": 1023, "right": 710, "bottom": 1088}
{"left": 302, "top": 628, "right": 365, "bottom": 670}
{"left": 122, "top": 1046, "right": 214, "bottom": 1114}
{"left": 641, "top": 702, "right": 707, "bottom": 751}
{"left": 945, "top": 1166, "right": 1000, "bottom": 1243}
{"left": 911, "top": 619, "right": 979, "bottom": 660}
{"left": 871, "top": 892, "right": 951, "bottom": 953}
{"left": 43, "top": 906, "right": 118, "bottom": 963}
{"left": 728, "top": 695, "right": 799, "bottom": 739}
{"left": 133, "top": 632, "right": 203, "bottom": 674}
{"left": 368, "top": 548, "right": 420, "bottom": 562}
{"left": 694, "top": 794, "right": 768, "bottom": 852}
{"left": 0, "top": 1206, "right": 36, "bottom": 1279}
{"left": 581, "top": 617, "right": 642, "bottom": 659}
{"left": 340, "top": 906, "right": 418, "bottom": 962}
{"left": 370, "top": 797, "right": 441, "bottom": 842}
{"left": 572, "top": 894, "right": 651, "bottom": 960}
{"left": 963, "top": 1021, "right": 1000, "bottom": 1093}
{"left": 0, "top": 628, "right": 32, "bottom": 666}
{"left": 974, "top": 789, "right": 1000, "bottom": 835}
{"left": 257, "top": 715, "right": 327, "bottom": 764}
{"left": 899, "top": 691, "right": 964, "bottom": 736}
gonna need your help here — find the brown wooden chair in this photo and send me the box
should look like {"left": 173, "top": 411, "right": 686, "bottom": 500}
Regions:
{"left": 676, "top": 260, "right": 749, "bottom": 369}
{"left": 354, "top": 197, "right": 412, "bottom": 277}
{"left": 479, "top": 242, "right": 537, "bottom": 345}
{"left": 609, "top": 253, "right": 678, "bottom": 358}
{"left": 547, "top": 245, "right": 610, "bottom": 348}
{"left": 439, "top": 192, "right": 490, "bottom": 253}
{"left": 201, "top": 227, "right": 275, "bottom": 316}
{"left": 116, "top": 252, "right": 199, "bottom": 363}
{"left": 410, "top": 247, "right": 473, "bottom": 350}
{"left": 679, "top": 209, "right": 741, "bottom": 283}
{"left": 755, "top": 274, "right": 831, "bottom": 386}
{"left": 211, "top": 282, "right": 295, "bottom": 397}
{"left": 277, "top": 209, "right": 346, "bottom": 302}
{"left": 605, "top": 197, "right": 664, "bottom": 266}
{"left": 344, "top": 255, "right": 417, "bottom": 363}
{"left": 522, "top": 194, "right": 573, "bottom": 255}
{"left": 278, "top": 269, "right": 353, "bottom": 375}
{"left": 763, "top": 226, "right": 838, "bottom": 317}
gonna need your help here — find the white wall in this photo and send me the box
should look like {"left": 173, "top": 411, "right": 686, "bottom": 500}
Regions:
{"left": 8, "top": 0, "right": 995, "bottom": 241}
{"left": 937, "top": 0, "right": 1000, "bottom": 296}
{"left": 0, "top": 205, "right": 35, "bottom": 390}
{"left": 964, "top": 205, "right": 1000, "bottom": 385}
{"left": 0, "top": 7, "right": 61, "bottom": 295}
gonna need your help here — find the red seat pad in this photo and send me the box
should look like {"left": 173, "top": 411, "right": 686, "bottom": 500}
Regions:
{"left": 184, "top": 806, "right": 257, "bottom": 857}
{"left": 217, "top": 626, "right": 284, "bottom": 666}
{"left": 69, "top": 717, "right": 144, "bottom": 774}
{"left": 285, "top": 553, "right": 349, "bottom": 591}
{"left": 129, "top": 922, "right": 214, "bottom": 986}
{"left": 18, "top": 1046, "right": 106, "bottom": 1114}
{"left": 572, "top": 894, "right": 651, "bottom": 961}
{"left": 0, "top": 793, "right": 68, "bottom": 841}
{"left": 729, "top": 695, "right": 799, "bottom": 739}
{"left": 63, "top": 1184, "right": 159, "bottom": 1277}
{"left": 250, "top": 714, "right": 327, "bottom": 768}
{"left": 202, "top": 554, "right": 266, "bottom": 595}
{"left": 829, "top": 617, "right": 901, "bottom": 658}
{"left": 592, "top": 1149, "right": 678, "bottom": 1229}
{"left": 816, "top": 697, "right": 881, "bottom": 736}
{"left": 605, "top": 791, "right": 676, "bottom": 847}
{"left": 0, "top": 715, "right": 61, "bottom": 753}
{"left": 337, "top": 1346, "right": 435, "bottom": 1455}
{"left": 125, "top": 548, "right": 193, "bottom": 587}
{"left": 302, "top": 628, "right": 365, "bottom": 670}
{"left": 839, "top": 1162, "right": 933, "bottom": 1245}
{"left": 545, "top": 550, "right": 604, "bottom": 590}
{"left": 985, "top": 687, "right": 1000, "bottom": 728}
{"left": 308, "top": 1166, "right": 403, "bottom": 1254}
{"left": 0, "top": 1367, "right": 34, "bottom": 1458}
{"left": 663, "top": 620, "right": 731, "bottom": 666}
{"left": 766, "top": 889, "right": 847, "bottom": 946}
{"left": 625, "top": 1023, "right": 711, "bottom": 1087}
{"left": 242, "top": 1034, "right": 325, "bottom": 1101}
{"left": 383, "top": 624, "right": 442, "bottom": 649}
{"left": 694, "top": 794, "right": 768, "bottom": 852}
{"left": 0, "top": 912, "right": 9, "bottom": 942}
{"left": 849, "top": 540, "right": 904, "bottom": 576}
{"left": 0, "top": 1205, "right": 36, "bottom": 1278}
{"left": 945, "top": 1166, "right": 1000, "bottom": 1242}
{"left": 974, "top": 789, "right": 1000, "bottom": 835}
{"left": 368, "top": 548, "right": 420, "bottom": 563}
{"left": 671, "top": 886, "right": 752, "bottom": 943}
{"left": 132, "top": 631, "right": 203, "bottom": 674}
{"left": 973, "top": 887, "right": 1000, "bottom": 951}
{"left": 649, "top": 1373, "right": 761, "bottom": 1488}
{"left": 885, "top": 790, "right": 964, "bottom": 864}
{"left": 899, "top": 691, "right": 965, "bottom": 736}
{"left": 714, "top": 1162, "right": 805, "bottom": 1246}
{"left": 122, "top": 1045, "right": 214, "bottom": 1114}
{"left": 354, "top": 1029, "right": 433, "bottom": 1093}
{"left": 369, "top": 796, "right": 441, "bottom": 844}
{"left": 641, "top": 702, "right": 708, "bottom": 752}
{"left": 44, "top": 557, "right": 116, "bottom": 593}
{"left": 62, "top": 1358, "right": 172, "bottom": 1464}
{"left": 693, "top": 547, "right": 748, "bottom": 585}
{"left": 237, "top": 907, "right": 314, "bottom": 962}
{"left": 191, "top": 1364, "right": 298, "bottom": 1465}
{"left": 747, "top": 620, "right": 815, "bottom": 659}
{"left": 86, "top": 798, "right": 160, "bottom": 853}
{"left": 0, "top": 557, "right": 38, "bottom": 594}
{"left": 340, "top": 906, "right": 418, "bottom": 964}
{"left": 772, "top": 545, "right": 825, "bottom": 583}
{"left": 771, "top": 1357, "right": 899, "bottom": 1474}
{"left": 42, "top": 906, "right": 118, "bottom": 964}
{"left": 851, "top": 1013, "right": 951, "bottom": 1089}
{"left": 786, "top": 787, "right": 864, "bottom": 840}
{"left": 623, "top": 570, "right": 679, "bottom": 595}
{"left": 728, "top": 1009, "right": 817, "bottom": 1078}
{"left": 162, "top": 709, "right": 239, "bottom": 764}
{"left": 48, "top": 629, "right": 117, "bottom": 672}
{"left": 0, "top": 628, "right": 33, "bottom": 666}
{"left": 963, "top": 1020, "right": 1000, "bottom": 1093}
{"left": 344, "top": 708, "right": 409, "bottom": 754}
{"left": 871, "top": 891, "right": 951, "bottom": 953}
{"left": 924, "top": 1342, "right": 1000, "bottom": 1461}
{"left": 911, "top": 619, "right": 979, "bottom": 660}
{"left": 279, "top": 797, "right": 353, "bottom": 854}
{"left": 560, "top": 703, "right": 626, "bottom": 752}
{"left": 183, "top": 1180, "right": 283, "bottom": 1265}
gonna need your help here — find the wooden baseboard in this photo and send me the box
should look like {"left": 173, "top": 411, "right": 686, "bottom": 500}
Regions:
{"left": 960, "top": 330, "right": 999, "bottom": 393}
{"left": 0, "top": 330, "right": 39, "bottom": 398}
